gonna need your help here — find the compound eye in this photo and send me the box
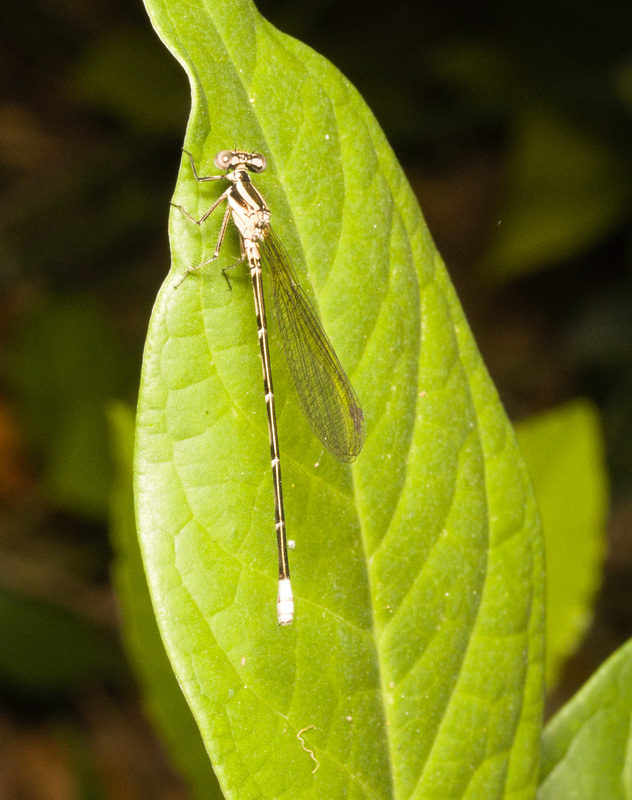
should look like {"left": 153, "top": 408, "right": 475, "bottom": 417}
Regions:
{"left": 250, "top": 153, "right": 267, "bottom": 173}
{"left": 214, "top": 150, "right": 234, "bottom": 170}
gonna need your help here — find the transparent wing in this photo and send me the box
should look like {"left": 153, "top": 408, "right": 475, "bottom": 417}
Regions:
{"left": 260, "top": 228, "right": 365, "bottom": 462}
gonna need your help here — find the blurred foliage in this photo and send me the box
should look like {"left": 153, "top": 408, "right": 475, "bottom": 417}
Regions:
{"left": 516, "top": 400, "right": 608, "bottom": 689}
{"left": 7, "top": 296, "right": 132, "bottom": 520}
{"left": 0, "top": 589, "right": 127, "bottom": 699}
{"left": 71, "top": 27, "right": 189, "bottom": 135}
{"left": 0, "top": 0, "right": 631, "bottom": 796}
{"left": 482, "top": 106, "right": 632, "bottom": 281}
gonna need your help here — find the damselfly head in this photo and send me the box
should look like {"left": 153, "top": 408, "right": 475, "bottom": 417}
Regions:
{"left": 246, "top": 153, "right": 267, "bottom": 173}
{"left": 214, "top": 149, "right": 267, "bottom": 174}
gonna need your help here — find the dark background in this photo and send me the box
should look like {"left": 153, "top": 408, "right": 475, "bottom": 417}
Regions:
{"left": 2, "top": 0, "right": 632, "bottom": 796}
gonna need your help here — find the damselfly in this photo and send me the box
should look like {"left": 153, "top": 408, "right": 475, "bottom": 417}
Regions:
{"left": 172, "top": 149, "right": 365, "bottom": 625}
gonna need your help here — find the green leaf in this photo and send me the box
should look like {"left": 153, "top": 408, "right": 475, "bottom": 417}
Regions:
{"left": 538, "top": 638, "right": 632, "bottom": 800}
{"left": 515, "top": 400, "right": 608, "bottom": 689}
{"left": 135, "top": 1, "right": 545, "bottom": 798}
{"left": 108, "top": 403, "right": 223, "bottom": 800}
